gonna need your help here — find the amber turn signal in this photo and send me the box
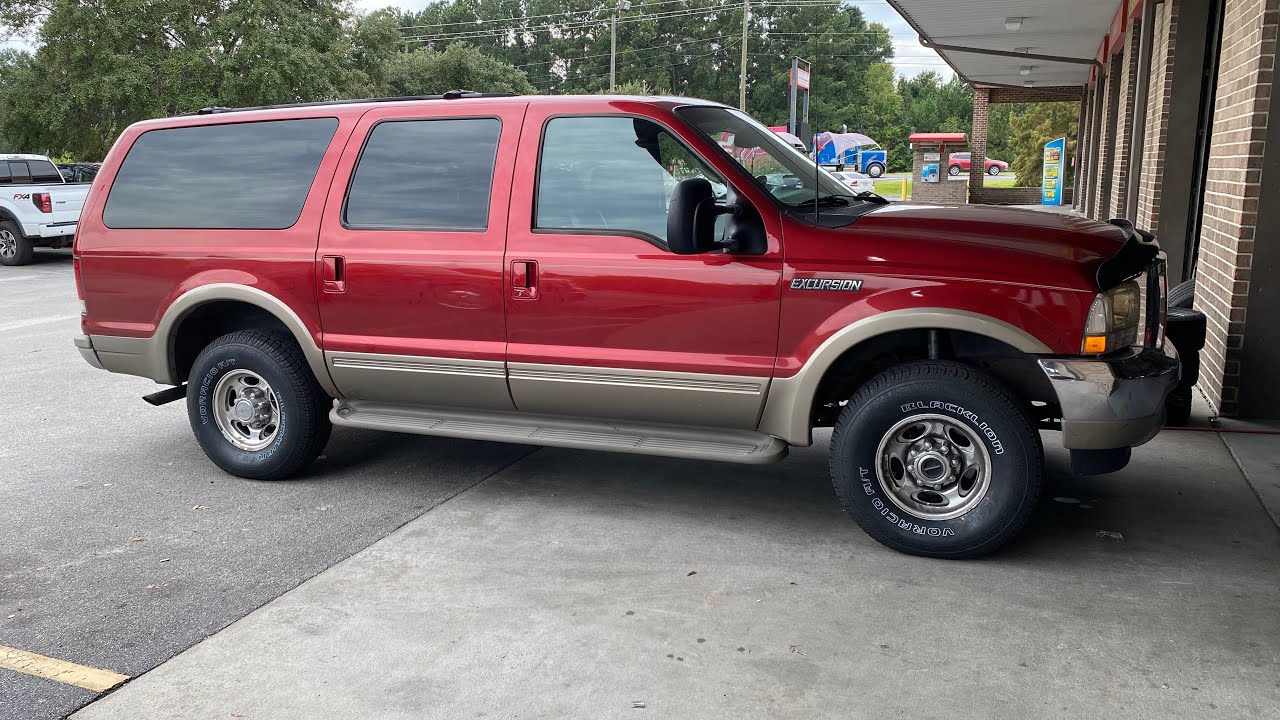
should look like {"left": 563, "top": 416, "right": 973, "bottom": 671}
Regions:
{"left": 1083, "top": 336, "right": 1107, "bottom": 354}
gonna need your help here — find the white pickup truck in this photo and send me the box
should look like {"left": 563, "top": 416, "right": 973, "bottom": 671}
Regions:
{"left": 0, "top": 154, "right": 89, "bottom": 266}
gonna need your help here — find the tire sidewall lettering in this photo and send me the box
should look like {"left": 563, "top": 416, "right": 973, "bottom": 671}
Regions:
{"left": 899, "top": 400, "right": 1004, "bottom": 455}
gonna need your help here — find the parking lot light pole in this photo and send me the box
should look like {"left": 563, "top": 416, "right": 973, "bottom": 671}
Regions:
{"left": 610, "top": 0, "right": 631, "bottom": 91}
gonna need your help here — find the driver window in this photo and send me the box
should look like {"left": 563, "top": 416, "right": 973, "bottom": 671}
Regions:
{"left": 536, "top": 116, "right": 726, "bottom": 245}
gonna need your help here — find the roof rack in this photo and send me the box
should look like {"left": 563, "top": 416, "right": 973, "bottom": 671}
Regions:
{"left": 188, "top": 90, "right": 517, "bottom": 116}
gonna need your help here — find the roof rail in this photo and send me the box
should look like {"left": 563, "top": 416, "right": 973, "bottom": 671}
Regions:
{"left": 188, "top": 90, "right": 517, "bottom": 116}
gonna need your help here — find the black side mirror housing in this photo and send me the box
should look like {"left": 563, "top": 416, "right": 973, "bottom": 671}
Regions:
{"left": 667, "top": 178, "right": 736, "bottom": 255}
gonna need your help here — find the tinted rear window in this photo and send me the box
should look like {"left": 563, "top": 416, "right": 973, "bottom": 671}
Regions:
{"left": 27, "top": 159, "right": 63, "bottom": 183}
{"left": 103, "top": 118, "right": 339, "bottom": 229}
{"left": 8, "top": 162, "right": 30, "bottom": 183}
{"left": 344, "top": 118, "right": 501, "bottom": 230}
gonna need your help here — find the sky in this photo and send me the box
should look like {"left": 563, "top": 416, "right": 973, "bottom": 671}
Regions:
{"left": 355, "top": 0, "right": 952, "bottom": 79}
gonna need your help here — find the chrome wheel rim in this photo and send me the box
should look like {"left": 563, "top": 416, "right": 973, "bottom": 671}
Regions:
{"left": 211, "top": 369, "right": 280, "bottom": 451}
{"left": 0, "top": 230, "right": 16, "bottom": 259}
{"left": 876, "top": 414, "right": 991, "bottom": 521}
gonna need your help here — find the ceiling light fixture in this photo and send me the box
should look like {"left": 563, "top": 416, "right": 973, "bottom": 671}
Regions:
{"left": 1019, "top": 66, "right": 1034, "bottom": 76}
{"left": 1023, "top": 80, "right": 1036, "bottom": 87}
{"left": 1005, "top": 17, "right": 1025, "bottom": 31}
{"left": 1014, "top": 46, "right": 1032, "bottom": 54}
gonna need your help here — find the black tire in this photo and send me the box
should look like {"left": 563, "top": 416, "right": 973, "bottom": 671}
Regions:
{"left": 948, "top": 165, "right": 961, "bottom": 176}
{"left": 1166, "top": 307, "right": 1207, "bottom": 352}
{"left": 186, "top": 330, "right": 331, "bottom": 480}
{"left": 988, "top": 165, "right": 1002, "bottom": 176}
{"left": 1168, "top": 274, "right": 1196, "bottom": 309}
{"left": 1166, "top": 386, "right": 1193, "bottom": 427}
{"left": 866, "top": 162, "right": 885, "bottom": 178}
{"left": 829, "top": 361, "right": 1042, "bottom": 559}
{"left": 0, "top": 220, "right": 33, "bottom": 266}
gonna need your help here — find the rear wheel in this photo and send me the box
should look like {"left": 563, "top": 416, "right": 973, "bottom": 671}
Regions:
{"left": 829, "top": 361, "right": 1042, "bottom": 559}
{"left": 187, "top": 330, "right": 331, "bottom": 480}
{"left": 0, "top": 221, "right": 33, "bottom": 266}
{"left": 948, "top": 165, "right": 961, "bottom": 176}
{"left": 865, "top": 162, "right": 885, "bottom": 178}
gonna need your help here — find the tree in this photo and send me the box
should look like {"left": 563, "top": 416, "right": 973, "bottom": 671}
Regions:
{"left": 894, "top": 71, "right": 973, "bottom": 170}
{"left": 386, "top": 43, "right": 535, "bottom": 96}
{"left": 1008, "top": 102, "right": 1079, "bottom": 187}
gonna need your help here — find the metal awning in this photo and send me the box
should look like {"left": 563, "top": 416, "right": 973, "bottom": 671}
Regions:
{"left": 887, "top": 0, "right": 1118, "bottom": 87}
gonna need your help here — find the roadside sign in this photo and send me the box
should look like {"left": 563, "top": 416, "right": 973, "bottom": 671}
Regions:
{"left": 792, "top": 67, "right": 810, "bottom": 90}
{"left": 1042, "top": 137, "right": 1066, "bottom": 205}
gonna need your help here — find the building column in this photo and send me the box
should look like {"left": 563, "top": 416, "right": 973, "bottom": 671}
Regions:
{"left": 968, "top": 87, "right": 990, "bottom": 202}
{"left": 1109, "top": 15, "right": 1144, "bottom": 219}
{"left": 1092, "top": 52, "right": 1124, "bottom": 218}
{"left": 1196, "top": 0, "right": 1280, "bottom": 417}
{"left": 1075, "top": 89, "right": 1093, "bottom": 211}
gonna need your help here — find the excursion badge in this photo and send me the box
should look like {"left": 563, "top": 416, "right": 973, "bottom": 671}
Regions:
{"left": 790, "top": 277, "right": 864, "bottom": 292}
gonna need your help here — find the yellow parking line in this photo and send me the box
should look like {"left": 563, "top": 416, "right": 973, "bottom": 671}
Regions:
{"left": 0, "top": 645, "right": 129, "bottom": 692}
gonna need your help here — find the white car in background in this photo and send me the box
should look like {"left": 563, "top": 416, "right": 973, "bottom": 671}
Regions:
{"left": 830, "top": 170, "right": 876, "bottom": 196}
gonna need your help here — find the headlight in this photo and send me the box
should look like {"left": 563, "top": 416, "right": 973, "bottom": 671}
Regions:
{"left": 1082, "top": 280, "right": 1142, "bottom": 354}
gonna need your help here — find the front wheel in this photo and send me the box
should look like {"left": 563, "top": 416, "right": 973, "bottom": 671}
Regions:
{"left": 988, "top": 166, "right": 1002, "bottom": 176}
{"left": 0, "top": 221, "right": 33, "bottom": 266}
{"left": 829, "top": 361, "right": 1042, "bottom": 559}
{"left": 865, "top": 162, "right": 885, "bottom": 178}
{"left": 187, "top": 330, "right": 331, "bottom": 480}
{"left": 948, "top": 165, "right": 961, "bottom": 176}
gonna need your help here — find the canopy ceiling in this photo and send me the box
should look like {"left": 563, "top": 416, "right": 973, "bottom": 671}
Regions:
{"left": 886, "top": 0, "right": 1119, "bottom": 87}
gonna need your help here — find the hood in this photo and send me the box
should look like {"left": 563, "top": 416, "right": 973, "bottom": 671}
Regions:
{"left": 836, "top": 203, "right": 1128, "bottom": 292}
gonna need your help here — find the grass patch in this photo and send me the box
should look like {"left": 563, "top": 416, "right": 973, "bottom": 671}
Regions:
{"left": 874, "top": 174, "right": 1022, "bottom": 199}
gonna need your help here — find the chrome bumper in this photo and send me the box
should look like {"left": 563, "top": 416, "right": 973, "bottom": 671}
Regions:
{"left": 1038, "top": 339, "right": 1180, "bottom": 450}
{"left": 74, "top": 334, "right": 104, "bottom": 370}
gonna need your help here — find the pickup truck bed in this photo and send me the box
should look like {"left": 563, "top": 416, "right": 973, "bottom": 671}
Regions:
{"left": 0, "top": 154, "right": 90, "bottom": 266}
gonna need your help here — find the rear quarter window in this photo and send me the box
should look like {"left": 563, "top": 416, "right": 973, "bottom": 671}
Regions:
{"left": 103, "top": 118, "right": 339, "bottom": 229}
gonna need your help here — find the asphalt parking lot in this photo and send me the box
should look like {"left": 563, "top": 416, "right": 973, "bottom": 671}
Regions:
{"left": 3, "top": 250, "right": 1280, "bottom": 719}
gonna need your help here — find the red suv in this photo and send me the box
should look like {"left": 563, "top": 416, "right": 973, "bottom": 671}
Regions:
{"left": 74, "top": 94, "right": 1177, "bottom": 558}
{"left": 948, "top": 152, "right": 1009, "bottom": 176}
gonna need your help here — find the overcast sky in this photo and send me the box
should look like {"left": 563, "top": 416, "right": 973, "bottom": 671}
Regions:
{"left": 356, "top": 0, "right": 951, "bottom": 79}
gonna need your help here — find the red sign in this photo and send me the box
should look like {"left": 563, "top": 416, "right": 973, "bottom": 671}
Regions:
{"left": 792, "top": 68, "right": 810, "bottom": 90}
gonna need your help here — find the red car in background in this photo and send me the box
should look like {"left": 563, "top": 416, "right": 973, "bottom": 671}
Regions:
{"left": 948, "top": 152, "right": 1008, "bottom": 176}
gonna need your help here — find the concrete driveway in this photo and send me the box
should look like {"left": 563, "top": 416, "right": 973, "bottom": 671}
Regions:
{"left": 72, "top": 433, "right": 1280, "bottom": 719}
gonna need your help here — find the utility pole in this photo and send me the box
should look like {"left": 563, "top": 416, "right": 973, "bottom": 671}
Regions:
{"left": 610, "top": 0, "right": 631, "bottom": 91}
{"left": 739, "top": 0, "right": 749, "bottom": 110}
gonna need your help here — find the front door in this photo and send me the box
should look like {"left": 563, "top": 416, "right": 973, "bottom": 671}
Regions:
{"left": 503, "top": 103, "right": 783, "bottom": 429}
{"left": 316, "top": 101, "right": 527, "bottom": 409}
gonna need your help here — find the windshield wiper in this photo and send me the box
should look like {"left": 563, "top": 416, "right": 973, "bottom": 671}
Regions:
{"left": 854, "top": 191, "right": 891, "bottom": 204}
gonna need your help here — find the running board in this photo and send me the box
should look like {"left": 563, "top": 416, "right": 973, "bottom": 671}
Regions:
{"left": 330, "top": 400, "right": 788, "bottom": 464}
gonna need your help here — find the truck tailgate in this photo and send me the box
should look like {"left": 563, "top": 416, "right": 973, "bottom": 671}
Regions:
{"left": 49, "top": 184, "right": 89, "bottom": 225}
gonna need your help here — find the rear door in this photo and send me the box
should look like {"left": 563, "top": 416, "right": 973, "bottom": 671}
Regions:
{"left": 315, "top": 101, "right": 526, "bottom": 410}
{"left": 502, "top": 101, "right": 784, "bottom": 429}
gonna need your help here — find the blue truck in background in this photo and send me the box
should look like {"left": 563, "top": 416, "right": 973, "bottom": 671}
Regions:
{"left": 812, "top": 132, "right": 888, "bottom": 178}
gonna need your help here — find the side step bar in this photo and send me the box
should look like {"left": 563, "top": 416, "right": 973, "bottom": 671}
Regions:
{"left": 330, "top": 400, "right": 788, "bottom": 465}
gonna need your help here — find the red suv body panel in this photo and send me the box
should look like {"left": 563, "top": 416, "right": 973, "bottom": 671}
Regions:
{"left": 75, "top": 96, "right": 1110, "bottom": 415}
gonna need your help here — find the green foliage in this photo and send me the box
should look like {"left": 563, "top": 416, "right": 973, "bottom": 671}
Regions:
{"left": 1008, "top": 103, "right": 1079, "bottom": 187}
{"left": 385, "top": 44, "right": 535, "bottom": 96}
{"left": 892, "top": 71, "right": 972, "bottom": 170}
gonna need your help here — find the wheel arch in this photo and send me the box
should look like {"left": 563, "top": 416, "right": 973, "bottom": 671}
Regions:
{"left": 155, "top": 284, "right": 337, "bottom": 396}
{"left": 758, "top": 309, "right": 1053, "bottom": 446}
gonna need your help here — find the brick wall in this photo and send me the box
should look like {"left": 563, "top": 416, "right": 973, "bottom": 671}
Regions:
{"left": 969, "top": 88, "right": 991, "bottom": 192}
{"left": 1194, "top": 0, "right": 1280, "bottom": 414}
{"left": 1136, "top": 2, "right": 1178, "bottom": 234}
{"left": 969, "top": 186, "right": 1074, "bottom": 205}
{"left": 1109, "top": 17, "right": 1144, "bottom": 219}
{"left": 1092, "top": 53, "right": 1124, "bottom": 217}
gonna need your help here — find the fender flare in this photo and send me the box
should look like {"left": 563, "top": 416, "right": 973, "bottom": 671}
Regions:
{"left": 757, "top": 308, "right": 1052, "bottom": 446}
{"left": 152, "top": 283, "right": 338, "bottom": 396}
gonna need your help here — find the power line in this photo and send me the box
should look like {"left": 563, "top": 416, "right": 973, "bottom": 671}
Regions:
{"left": 539, "top": 36, "right": 743, "bottom": 86}
{"left": 512, "top": 35, "right": 735, "bottom": 69}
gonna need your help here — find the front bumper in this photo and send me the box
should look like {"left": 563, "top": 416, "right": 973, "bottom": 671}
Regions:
{"left": 1038, "top": 339, "right": 1180, "bottom": 450}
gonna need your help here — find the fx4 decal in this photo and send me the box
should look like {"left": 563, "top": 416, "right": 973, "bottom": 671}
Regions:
{"left": 13, "top": 193, "right": 29, "bottom": 200}
{"left": 790, "top": 277, "right": 864, "bottom": 292}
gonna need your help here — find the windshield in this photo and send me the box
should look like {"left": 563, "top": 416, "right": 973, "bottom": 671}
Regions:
{"left": 677, "top": 106, "right": 860, "bottom": 209}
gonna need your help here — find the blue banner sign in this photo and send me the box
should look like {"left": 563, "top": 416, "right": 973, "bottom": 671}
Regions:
{"left": 1042, "top": 137, "right": 1066, "bottom": 206}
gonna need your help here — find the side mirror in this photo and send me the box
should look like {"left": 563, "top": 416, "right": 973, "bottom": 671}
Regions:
{"left": 667, "top": 178, "right": 737, "bottom": 254}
